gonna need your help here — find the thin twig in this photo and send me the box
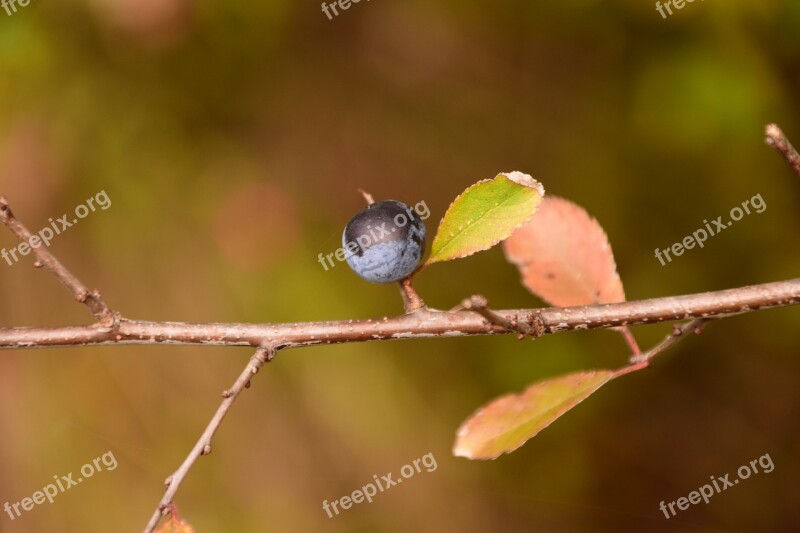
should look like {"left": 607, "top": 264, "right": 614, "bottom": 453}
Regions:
{"left": 630, "top": 318, "right": 711, "bottom": 364}
{"left": 765, "top": 124, "right": 800, "bottom": 178}
{"left": 617, "top": 325, "right": 641, "bottom": 356}
{"left": 143, "top": 345, "right": 276, "bottom": 533}
{"left": 0, "top": 195, "right": 116, "bottom": 325}
{"left": 460, "top": 294, "right": 540, "bottom": 339}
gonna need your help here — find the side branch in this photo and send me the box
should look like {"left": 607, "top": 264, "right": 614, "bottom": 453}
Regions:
{"left": 630, "top": 318, "right": 711, "bottom": 364}
{"left": 2, "top": 278, "right": 799, "bottom": 349}
{"left": 143, "top": 345, "right": 276, "bottom": 533}
{"left": 0, "top": 196, "right": 115, "bottom": 324}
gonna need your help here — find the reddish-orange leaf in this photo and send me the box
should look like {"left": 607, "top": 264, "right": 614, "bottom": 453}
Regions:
{"left": 453, "top": 370, "right": 615, "bottom": 460}
{"left": 453, "top": 363, "right": 647, "bottom": 460}
{"left": 154, "top": 508, "right": 195, "bottom": 533}
{"left": 503, "top": 196, "right": 625, "bottom": 307}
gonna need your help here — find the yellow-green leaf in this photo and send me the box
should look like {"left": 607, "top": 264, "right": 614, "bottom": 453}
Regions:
{"left": 425, "top": 172, "right": 544, "bottom": 266}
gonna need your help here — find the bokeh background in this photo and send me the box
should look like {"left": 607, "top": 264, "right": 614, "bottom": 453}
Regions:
{"left": 1, "top": 1, "right": 799, "bottom": 532}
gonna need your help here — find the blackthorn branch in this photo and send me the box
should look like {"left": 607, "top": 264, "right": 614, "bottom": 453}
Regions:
{"left": 1, "top": 124, "right": 799, "bottom": 532}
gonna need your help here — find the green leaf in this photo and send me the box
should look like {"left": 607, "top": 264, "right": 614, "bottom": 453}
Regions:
{"left": 453, "top": 364, "right": 645, "bottom": 460}
{"left": 425, "top": 172, "right": 544, "bottom": 266}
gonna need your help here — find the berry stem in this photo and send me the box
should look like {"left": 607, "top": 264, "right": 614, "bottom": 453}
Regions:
{"left": 398, "top": 277, "right": 426, "bottom": 313}
{"left": 357, "top": 189, "right": 375, "bottom": 205}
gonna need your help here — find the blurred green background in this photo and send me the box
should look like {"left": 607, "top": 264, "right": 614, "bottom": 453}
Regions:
{"left": 1, "top": 1, "right": 799, "bottom": 532}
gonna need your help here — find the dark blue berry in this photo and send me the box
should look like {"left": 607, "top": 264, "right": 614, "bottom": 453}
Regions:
{"left": 342, "top": 200, "right": 426, "bottom": 283}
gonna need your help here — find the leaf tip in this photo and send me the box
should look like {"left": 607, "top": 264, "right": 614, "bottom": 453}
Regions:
{"left": 499, "top": 171, "right": 545, "bottom": 197}
{"left": 452, "top": 445, "right": 474, "bottom": 459}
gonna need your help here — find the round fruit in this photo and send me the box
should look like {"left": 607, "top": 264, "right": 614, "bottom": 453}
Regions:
{"left": 342, "top": 200, "right": 426, "bottom": 283}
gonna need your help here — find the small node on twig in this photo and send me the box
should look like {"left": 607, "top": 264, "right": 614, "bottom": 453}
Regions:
{"left": 222, "top": 389, "right": 232, "bottom": 398}
{"left": 765, "top": 123, "right": 800, "bottom": 178}
{"left": 0, "top": 196, "right": 11, "bottom": 215}
{"left": 525, "top": 311, "right": 546, "bottom": 338}
{"left": 164, "top": 476, "right": 173, "bottom": 486}
{"left": 462, "top": 295, "right": 489, "bottom": 310}
{"left": 202, "top": 444, "right": 212, "bottom": 456}
{"left": 33, "top": 260, "right": 43, "bottom": 268}
{"left": 245, "top": 380, "right": 251, "bottom": 389}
